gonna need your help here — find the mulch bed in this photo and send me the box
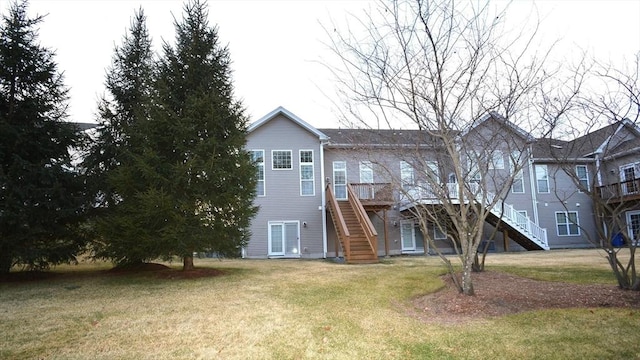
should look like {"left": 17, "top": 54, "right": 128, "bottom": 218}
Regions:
{"left": 411, "top": 271, "right": 640, "bottom": 324}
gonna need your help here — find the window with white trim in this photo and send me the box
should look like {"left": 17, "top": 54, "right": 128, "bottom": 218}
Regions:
{"left": 467, "top": 152, "right": 481, "bottom": 182}
{"left": 433, "top": 224, "right": 447, "bottom": 240}
{"left": 359, "top": 161, "right": 373, "bottom": 183}
{"left": 299, "top": 150, "right": 314, "bottom": 196}
{"left": 620, "top": 163, "right": 639, "bottom": 194}
{"left": 511, "top": 151, "right": 524, "bottom": 193}
{"left": 251, "top": 150, "right": 265, "bottom": 196}
{"left": 488, "top": 150, "right": 504, "bottom": 169}
{"left": 536, "top": 165, "right": 549, "bottom": 193}
{"left": 426, "top": 160, "right": 439, "bottom": 182}
{"left": 512, "top": 169, "right": 524, "bottom": 193}
{"left": 333, "top": 161, "right": 347, "bottom": 200}
{"left": 272, "top": 150, "right": 292, "bottom": 170}
{"left": 400, "top": 161, "right": 415, "bottom": 189}
{"left": 556, "top": 211, "right": 579, "bottom": 236}
{"left": 576, "top": 165, "right": 589, "bottom": 191}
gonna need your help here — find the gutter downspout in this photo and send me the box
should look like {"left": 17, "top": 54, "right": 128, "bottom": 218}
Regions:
{"left": 527, "top": 145, "right": 540, "bottom": 225}
{"left": 320, "top": 139, "right": 328, "bottom": 258}
{"left": 594, "top": 151, "right": 606, "bottom": 247}
{"left": 595, "top": 152, "right": 603, "bottom": 187}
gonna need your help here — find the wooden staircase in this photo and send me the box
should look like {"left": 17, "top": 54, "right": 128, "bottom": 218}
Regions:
{"left": 337, "top": 201, "right": 378, "bottom": 263}
{"left": 326, "top": 184, "right": 379, "bottom": 264}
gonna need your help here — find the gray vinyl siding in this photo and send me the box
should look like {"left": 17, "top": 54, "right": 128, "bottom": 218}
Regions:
{"left": 533, "top": 162, "right": 595, "bottom": 249}
{"left": 246, "top": 115, "right": 325, "bottom": 258}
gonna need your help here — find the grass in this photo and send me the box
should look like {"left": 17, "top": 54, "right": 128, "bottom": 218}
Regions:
{"left": 1, "top": 249, "right": 639, "bottom": 359}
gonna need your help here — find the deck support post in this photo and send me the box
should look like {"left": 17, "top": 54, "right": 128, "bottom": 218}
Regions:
{"left": 503, "top": 229, "right": 510, "bottom": 252}
{"left": 383, "top": 209, "right": 390, "bottom": 257}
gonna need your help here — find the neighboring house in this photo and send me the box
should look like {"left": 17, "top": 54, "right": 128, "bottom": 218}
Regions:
{"left": 243, "top": 106, "right": 640, "bottom": 262}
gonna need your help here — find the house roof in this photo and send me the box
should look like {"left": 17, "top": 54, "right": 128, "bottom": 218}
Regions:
{"left": 463, "top": 111, "right": 535, "bottom": 142}
{"left": 569, "top": 122, "right": 620, "bottom": 157}
{"left": 318, "top": 128, "right": 447, "bottom": 148}
{"left": 530, "top": 119, "right": 640, "bottom": 160}
{"left": 248, "top": 106, "right": 329, "bottom": 141}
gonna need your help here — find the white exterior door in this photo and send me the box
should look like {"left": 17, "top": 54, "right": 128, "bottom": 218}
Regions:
{"left": 400, "top": 221, "right": 416, "bottom": 251}
{"left": 269, "top": 221, "right": 300, "bottom": 257}
{"left": 333, "top": 161, "right": 347, "bottom": 200}
{"left": 621, "top": 164, "right": 638, "bottom": 195}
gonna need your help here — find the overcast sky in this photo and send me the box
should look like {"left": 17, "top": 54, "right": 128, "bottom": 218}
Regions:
{"left": 11, "top": 0, "right": 640, "bottom": 128}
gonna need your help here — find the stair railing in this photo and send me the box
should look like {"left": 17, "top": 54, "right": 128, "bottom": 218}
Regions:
{"left": 326, "top": 184, "right": 350, "bottom": 259}
{"left": 347, "top": 184, "right": 378, "bottom": 257}
{"left": 474, "top": 184, "right": 549, "bottom": 249}
{"left": 411, "top": 182, "right": 548, "bottom": 249}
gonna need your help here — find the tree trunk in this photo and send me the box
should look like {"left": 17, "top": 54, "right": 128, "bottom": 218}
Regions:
{"left": 183, "top": 255, "right": 194, "bottom": 271}
{"left": 461, "top": 253, "right": 475, "bottom": 295}
{"left": 0, "top": 251, "right": 12, "bottom": 275}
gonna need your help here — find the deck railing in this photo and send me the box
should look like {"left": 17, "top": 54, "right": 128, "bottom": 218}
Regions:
{"left": 349, "top": 183, "right": 394, "bottom": 202}
{"left": 596, "top": 179, "right": 640, "bottom": 202}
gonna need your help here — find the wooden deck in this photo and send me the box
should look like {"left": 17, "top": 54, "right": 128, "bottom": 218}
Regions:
{"left": 350, "top": 183, "right": 395, "bottom": 209}
{"left": 596, "top": 179, "right": 640, "bottom": 203}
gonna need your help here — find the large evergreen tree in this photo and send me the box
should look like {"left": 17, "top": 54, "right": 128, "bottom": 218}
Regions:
{"left": 83, "top": 9, "right": 159, "bottom": 264}
{"left": 88, "top": 0, "right": 257, "bottom": 269}
{"left": 151, "top": 0, "right": 257, "bottom": 270}
{"left": 0, "top": 1, "right": 88, "bottom": 273}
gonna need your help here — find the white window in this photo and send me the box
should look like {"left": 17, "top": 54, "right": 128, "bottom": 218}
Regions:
{"left": 626, "top": 211, "right": 640, "bottom": 245}
{"left": 400, "top": 161, "right": 415, "bottom": 189}
{"left": 400, "top": 221, "right": 416, "bottom": 251}
{"left": 299, "top": 150, "right": 314, "bottom": 196}
{"left": 536, "top": 165, "right": 549, "bottom": 193}
{"left": 556, "top": 211, "right": 579, "bottom": 236}
{"left": 509, "top": 151, "right": 523, "bottom": 174}
{"left": 251, "top": 150, "right": 265, "bottom": 196}
{"left": 272, "top": 150, "right": 292, "bottom": 170}
{"left": 268, "top": 221, "right": 300, "bottom": 257}
{"left": 512, "top": 169, "right": 524, "bottom": 193}
{"left": 433, "top": 224, "right": 446, "bottom": 240}
{"left": 576, "top": 165, "right": 589, "bottom": 191}
{"left": 620, "top": 163, "right": 639, "bottom": 194}
{"left": 467, "top": 152, "right": 481, "bottom": 182}
{"left": 333, "top": 161, "right": 347, "bottom": 200}
{"left": 488, "top": 150, "right": 504, "bottom": 169}
{"left": 359, "top": 161, "right": 373, "bottom": 183}
{"left": 511, "top": 152, "right": 524, "bottom": 193}
{"left": 426, "top": 160, "right": 439, "bottom": 182}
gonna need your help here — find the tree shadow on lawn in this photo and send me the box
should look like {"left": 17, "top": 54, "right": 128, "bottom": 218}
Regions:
{"left": 1, "top": 262, "right": 227, "bottom": 283}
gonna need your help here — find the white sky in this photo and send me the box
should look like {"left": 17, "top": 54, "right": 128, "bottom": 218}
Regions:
{"left": 10, "top": 0, "right": 640, "bottom": 128}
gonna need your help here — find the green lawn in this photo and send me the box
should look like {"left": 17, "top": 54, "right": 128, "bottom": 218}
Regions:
{"left": 1, "top": 249, "right": 638, "bottom": 359}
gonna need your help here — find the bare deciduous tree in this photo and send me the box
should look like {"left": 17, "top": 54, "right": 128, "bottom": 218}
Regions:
{"left": 325, "top": 0, "right": 563, "bottom": 295}
{"left": 550, "top": 54, "right": 640, "bottom": 290}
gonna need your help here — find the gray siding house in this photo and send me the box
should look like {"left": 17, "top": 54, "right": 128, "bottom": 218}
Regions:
{"left": 243, "top": 107, "right": 640, "bottom": 261}
{"left": 245, "top": 107, "right": 328, "bottom": 259}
